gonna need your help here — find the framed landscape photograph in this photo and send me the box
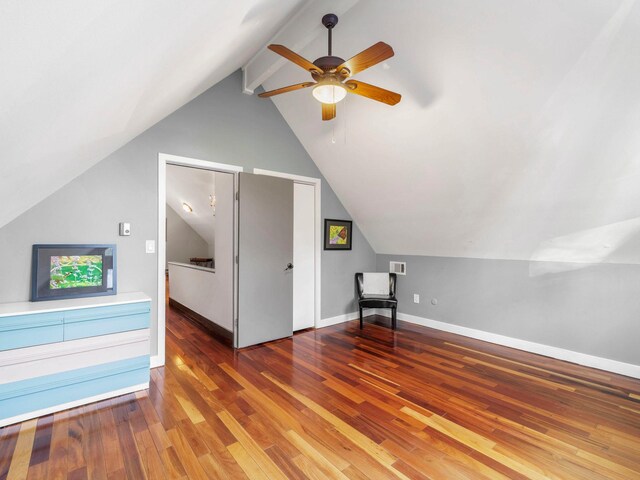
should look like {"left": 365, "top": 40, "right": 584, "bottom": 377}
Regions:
{"left": 324, "top": 219, "right": 352, "bottom": 250}
{"left": 31, "top": 244, "right": 117, "bottom": 301}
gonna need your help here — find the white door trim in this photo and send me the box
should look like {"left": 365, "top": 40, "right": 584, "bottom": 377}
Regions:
{"left": 253, "top": 168, "right": 321, "bottom": 329}
{"left": 156, "top": 153, "right": 243, "bottom": 367}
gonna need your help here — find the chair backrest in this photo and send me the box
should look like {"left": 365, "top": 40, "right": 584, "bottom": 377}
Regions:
{"left": 355, "top": 272, "right": 397, "bottom": 298}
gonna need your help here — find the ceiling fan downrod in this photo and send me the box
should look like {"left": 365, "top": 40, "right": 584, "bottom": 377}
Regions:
{"left": 322, "top": 13, "right": 338, "bottom": 56}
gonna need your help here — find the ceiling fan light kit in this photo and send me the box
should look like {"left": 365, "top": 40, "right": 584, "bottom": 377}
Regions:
{"left": 312, "top": 80, "right": 347, "bottom": 104}
{"left": 258, "top": 13, "right": 401, "bottom": 120}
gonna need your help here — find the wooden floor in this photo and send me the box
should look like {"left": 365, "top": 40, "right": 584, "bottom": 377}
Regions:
{"left": 2, "top": 309, "right": 640, "bottom": 479}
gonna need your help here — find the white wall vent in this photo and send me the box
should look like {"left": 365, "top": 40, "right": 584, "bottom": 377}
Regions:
{"left": 389, "top": 261, "right": 406, "bottom": 275}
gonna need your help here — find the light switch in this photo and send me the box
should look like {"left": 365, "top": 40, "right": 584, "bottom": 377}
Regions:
{"left": 413, "top": 294, "right": 420, "bottom": 303}
{"left": 145, "top": 240, "right": 155, "bottom": 254}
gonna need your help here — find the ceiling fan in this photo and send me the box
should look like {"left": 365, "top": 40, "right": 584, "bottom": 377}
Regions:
{"left": 258, "top": 13, "right": 401, "bottom": 121}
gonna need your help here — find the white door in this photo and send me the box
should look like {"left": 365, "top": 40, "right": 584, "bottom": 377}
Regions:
{"left": 237, "top": 173, "right": 294, "bottom": 347}
{"left": 293, "top": 183, "right": 315, "bottom": 330}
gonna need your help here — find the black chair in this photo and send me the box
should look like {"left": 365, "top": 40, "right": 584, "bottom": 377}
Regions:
{"left": 355, "top": 273, "right": 398, "bottom": 330}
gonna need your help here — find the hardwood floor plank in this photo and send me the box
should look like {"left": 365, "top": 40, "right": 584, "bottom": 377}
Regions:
{"left": 264, "top": 444, "right": 308, "bottom": 480}
{"left": 114, "top": 415, "right": 146, "bottom": 479}
{"left": 217, "top": 411, "right": 288, "bottom": 480}
{"left": 157, "top": 446, "right": 188, "bottom": 479}
{"left": 29, "top": 415, "right": 53, "bottom": 467}
{"left": 226, "top": 442, "right": 269, "bottom": 480}
{"left": 26, "top": 461, "right": 48, "bottom": 480}
{"left": 6, "top": 419, "right": 38, "bottom": 480}
{"left": 284, "top": 430, "right": 350, "bottom": 479}
{"left": 165, "top": 428, "right": 209, "bottom": 480}
{"left": 47, "top": 410, "right": 70, "bottom": 480}
{"left": 0, "top": 423, "right": 21, "bottom": 479}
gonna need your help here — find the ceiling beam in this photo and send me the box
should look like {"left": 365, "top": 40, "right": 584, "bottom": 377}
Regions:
{"left": 242, "top": 0, "right": 360, "bottom": 94}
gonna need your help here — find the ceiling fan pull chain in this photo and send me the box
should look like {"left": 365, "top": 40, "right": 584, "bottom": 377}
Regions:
{"left": 331, "top": 120, "right": 336, "bottom": 144}
{"left": 344, "top": 95, "right": 348, "bottom": 145}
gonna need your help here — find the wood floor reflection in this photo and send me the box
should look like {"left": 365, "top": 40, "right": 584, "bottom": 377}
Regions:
{"left": 1, "top": 305, "right": 640, "bottom": 479}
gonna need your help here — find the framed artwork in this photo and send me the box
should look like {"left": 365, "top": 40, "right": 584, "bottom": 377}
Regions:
{"left": 31, "top": 244, "right": 117, "bottom": 301}
{"left": 324, "top": 219, "right": 352, "bottom": 250}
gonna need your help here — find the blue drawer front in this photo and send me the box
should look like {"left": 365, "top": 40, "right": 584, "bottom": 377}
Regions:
{"left": 63, "top": 302, "right": 150, "bottom": 341}
{"left": 0, "top": 356, "right": 149, "bottom": 420}
{"left": 0, "top": 312, "right": 64, "bottom": 351}
{"left": 63, "top": 302, "right": 150, "bottom": 322}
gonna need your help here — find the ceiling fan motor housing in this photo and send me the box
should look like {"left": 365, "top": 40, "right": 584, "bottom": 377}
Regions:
{"left": 312, "top": 56, "right": 347, "bottom": 81}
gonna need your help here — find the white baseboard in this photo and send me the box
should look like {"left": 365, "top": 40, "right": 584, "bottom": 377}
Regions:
{"left": 0, "top": 382, "right": 149, "bottom": 428}
{"left": 317, "top": 311, "right": 359, "bottom": 329}
{"left": 334, "top": 309, "right": 640, "bottom": 379}
{"left": 150, "top": 354, "right": 165, "bottom": 369}
{"left": 398, "top": 312, "right": 640, "bottom": 379}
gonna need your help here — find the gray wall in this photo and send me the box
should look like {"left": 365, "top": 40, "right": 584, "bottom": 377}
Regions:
{"left": 165, "top": 204, "right": 210, "bottom": 268}
{"left": 377, "top": 254, "right": 640, "bottom": 365}
{"left": 0, "top": 70, "right": 376, "bottom": 357}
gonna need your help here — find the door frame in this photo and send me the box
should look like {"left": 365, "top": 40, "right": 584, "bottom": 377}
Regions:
{"left": 155, "top": 153, "right": 243, "bottom": 367}
{"left": 253, "top": 169, "right": 321, "bottom": 329}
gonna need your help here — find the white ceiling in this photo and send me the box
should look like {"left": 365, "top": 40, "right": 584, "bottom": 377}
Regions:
{"left": 264, "top": 0, "right": 640, "bottom": 264}
{"left": 0, "top": 0, "right": 304, "bottom": 228}
{"left": 166, "top": 165, "right": 217, "bottom": 246}
{"left": 4, "top": 0, "right": 639, "bottom": 265}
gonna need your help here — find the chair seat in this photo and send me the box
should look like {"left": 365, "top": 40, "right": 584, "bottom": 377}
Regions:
{"left": 359, "top": 297, "right": 397, "bottom": 309}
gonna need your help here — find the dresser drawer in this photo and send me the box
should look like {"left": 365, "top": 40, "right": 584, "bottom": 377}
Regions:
{"left": 0, "top": 312, "right": 64, "bottom": 351}
{"left": 63, "top": 302, "right": 150, "bottom": 341}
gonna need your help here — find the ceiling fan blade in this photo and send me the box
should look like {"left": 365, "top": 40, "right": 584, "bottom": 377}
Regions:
{"left": 258, "top": 82, "right": 316, "bottom": 98}
{"left": 268, "top": 45, "right": 323, "bottom": 74}
{"left": 322, "top": 103, "right": 336, "bottom": 121}
{"left": 336, "top": 42, "right": 394, "bottom": 77}
{"left": 344, "top": 80, "right": 401, "bottom": 105}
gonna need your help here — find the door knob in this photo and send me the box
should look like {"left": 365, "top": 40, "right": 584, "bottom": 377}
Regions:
{"left": 284, "top": 263, "right": 294, "bottom": 271}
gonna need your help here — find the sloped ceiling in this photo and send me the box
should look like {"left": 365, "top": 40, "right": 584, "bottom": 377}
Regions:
{"left": 166, "top": 165, "right": 216, "bottom": 247}
{"left": 0, "top": 0, "right": 304, "bottom": 228}
{"left": 263, "top": 0, "right": 640, "bottom": 264}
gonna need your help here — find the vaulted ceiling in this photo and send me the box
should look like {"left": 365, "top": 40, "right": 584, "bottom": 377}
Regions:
{"left": 166, "top": 165, "right": 218, "bottom": 247}
{"left": 3, "top": 0, "right": 639, "bottom": 265}
{"left": 0, "top": 0, "right": 304, "bottom": 228}
{"left": 263, "top": 0, "right": 640, "bottom": 263}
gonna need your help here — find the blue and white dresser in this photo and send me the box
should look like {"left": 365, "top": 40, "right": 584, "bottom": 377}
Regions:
{"left": 0, "top": 292, "right": 151, "bottom": 427}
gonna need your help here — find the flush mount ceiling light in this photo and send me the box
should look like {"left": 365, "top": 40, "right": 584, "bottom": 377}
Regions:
{"left": 259, "top": 13, "right": 401, "bottom": 121}
{"left": 182, "top": 202, "right": 193, "bottom": 213}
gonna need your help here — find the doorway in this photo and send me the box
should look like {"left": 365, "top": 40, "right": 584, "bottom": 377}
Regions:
{"left": 254, "top": 169, "right": 321, "bottom": 331}
{"left": 156, "top": 156, "right": 321, "bottom": 366}
{"left": 156, "top": 153, "right": 242, "bottom": 368}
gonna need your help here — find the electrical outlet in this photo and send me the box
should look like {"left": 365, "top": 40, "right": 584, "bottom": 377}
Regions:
{"left": 145, "top": 240, "right": 155, "bottom": 254}
{"left": 413, "top": 294, "right": 420, "bottom": 303}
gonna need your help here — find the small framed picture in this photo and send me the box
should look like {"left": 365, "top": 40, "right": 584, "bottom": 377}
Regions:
{"left": 324, "top": 219, "right": 352, "bottom": 250}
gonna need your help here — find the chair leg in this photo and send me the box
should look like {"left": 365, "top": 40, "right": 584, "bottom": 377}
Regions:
{"left": 359, "top": 307, "right": 363, "bottom": 329}
{"left": 392, "top": 307, "right": 397, "bottom": 330}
